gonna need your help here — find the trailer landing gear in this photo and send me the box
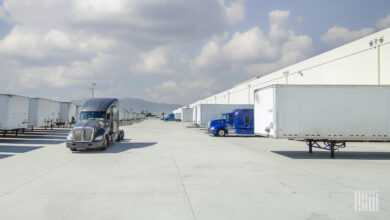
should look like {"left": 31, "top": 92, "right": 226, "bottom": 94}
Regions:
{"left": 306, "top": 140, "right": 346, "bottom": 158}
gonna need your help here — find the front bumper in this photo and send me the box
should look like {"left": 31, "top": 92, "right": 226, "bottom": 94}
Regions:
{"left": 66, "top": 140, "right": 104, "bottom": 150}
{"left": 206, "top": 126, "right": 217, "bottom": 135}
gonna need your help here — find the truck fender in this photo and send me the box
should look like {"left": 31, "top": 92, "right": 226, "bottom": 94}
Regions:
{"left": 94, "top": 128, "right": 108, "bottom": 140}
{"left": 216, "top": 128, "right": 227, "bottom": 136}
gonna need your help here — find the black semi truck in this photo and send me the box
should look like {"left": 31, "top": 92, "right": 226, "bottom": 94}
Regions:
{"left": 66, "top": 98, "right": 124, "bottom": 151}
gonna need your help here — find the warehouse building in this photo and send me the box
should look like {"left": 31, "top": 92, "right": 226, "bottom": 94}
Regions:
{"left": 186, "top": 27, "right": 390, "bottom": 108}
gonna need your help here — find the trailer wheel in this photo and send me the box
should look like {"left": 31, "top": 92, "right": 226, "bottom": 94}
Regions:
{"left": 217, "top": 128, "right": 227, "bottom": 137}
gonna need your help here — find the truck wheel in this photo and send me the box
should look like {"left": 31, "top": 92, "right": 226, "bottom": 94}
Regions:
{"left": 70, "top": 148, "right": 77, "bottom": 152}
{"left": 117, "top": 132, "right": 124, "bottom": 141}
{"left": 217, "top": 128, "right": 227, "bottom": 137}
{"left": 102, "top": 137, "right": 108, "bottom": 150}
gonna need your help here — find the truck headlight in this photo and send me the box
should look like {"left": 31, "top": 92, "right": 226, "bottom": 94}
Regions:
{"left": 94, "top": 135, "right": 104, "bottom": 141}
{"left": 210, "top": 127, "right": 215, "bottom": 131}
{"left": 66, "top": 132, "right": 73, "bottom": 141}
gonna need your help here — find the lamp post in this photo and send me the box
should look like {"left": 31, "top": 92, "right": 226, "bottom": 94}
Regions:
{"left": 90, "top": 83, "right": 96, "bottom": 98}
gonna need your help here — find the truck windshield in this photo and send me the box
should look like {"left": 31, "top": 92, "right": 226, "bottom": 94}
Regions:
{"left": 80, "top": 111, "right": 106, "bottom": 120}
{"left": 225, "top": 114, "right": 235, "bottom": 120}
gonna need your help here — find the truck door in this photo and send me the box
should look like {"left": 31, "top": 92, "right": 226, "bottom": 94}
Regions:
{"left": 227, "top": 114, "right": 234, "bottom": 127}
{"left": 238, "top": 110, "right": 252, "bottom": 134}
{"left": 244, "top": 114, "right": 250, "bottom": 128}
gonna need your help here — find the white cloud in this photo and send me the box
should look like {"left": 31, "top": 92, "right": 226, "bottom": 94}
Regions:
{"left": 0, "top": 25, "right": 119, "bottom": 61}
{"left": 191, "top": 10, "right": 314, "bottom": 77}
{"left": 268, "top": 10, "right": 291, "bottom": 43}
{"left": 18, "top": 66, "right": 73, "bottom": 89}
{"left": 145, "top": 79, "right": 218, "bottom": 104}
{"left": 0, "top": 0, "right": 247, "bottom": 51}
{"left": 130, "top": 47, "right": 175, "bottom": 75}
{"left": 1, "top": 0, "right": 70, "bottom": 30}
{"left": 218, "top": 0, "right": 246, "bottom": 25}
{"left": 321, "top": 26, "right": 375, "bottom": 48}
{"left": 71, "top": 0, "right": 125, "bottom": 16}
{"left": 193, "top": 41, "right": 220, "bottom": 68}
{"left": 43, "top": 29, "right": 73, "bottom": 50}
{"left": 376, "top": 13, "right": 390, "bottom": 30}
{"left": 222, "top": 27, "right": 278, "bottom": 61}
{"left": 67, "top": 0, "right": 245, "bottom": 46}
{"left": 245, "top": 35, "right": 312, "bottom": 74}
{"left": 0, "top": 0, "right": 247, "bottom": 104}
{"left": 321, "top": 13, "right": 390, "bottom": 49}
{"left": 0, "top": 1, "right": 316, "bottom": 105}
{"left": 6, "top": 53, "right": 118, "bottom": 90}
{"left": 0, "top": 26, "right": 44, "bottom": 59}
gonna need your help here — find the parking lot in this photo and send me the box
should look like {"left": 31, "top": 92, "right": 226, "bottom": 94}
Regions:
{"left": 0, "top": 119, "right": 389, "bottom": 219}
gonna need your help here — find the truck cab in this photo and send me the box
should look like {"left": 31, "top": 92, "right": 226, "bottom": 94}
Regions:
{"left": 207, "top": 109, "right": 254, "bottom": 136}
{"left": 164, "top": 113, "right": 175, "bottom": 121}
{"left": 66, "top": 98, "right": 125, "bottom": 151}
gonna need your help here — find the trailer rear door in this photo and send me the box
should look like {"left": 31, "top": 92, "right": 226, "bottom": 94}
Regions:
{"left": 255, "top": 87, "right": 276, "bottom": 136}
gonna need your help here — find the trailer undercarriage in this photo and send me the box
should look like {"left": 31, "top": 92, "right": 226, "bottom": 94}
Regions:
{"left": 306, "top": 140, "right": 346, "bottom": 158}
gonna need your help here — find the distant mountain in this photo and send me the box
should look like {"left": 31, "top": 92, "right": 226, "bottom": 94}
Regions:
{"left": 70, "top": 97, "right": 181, "bottom": 115}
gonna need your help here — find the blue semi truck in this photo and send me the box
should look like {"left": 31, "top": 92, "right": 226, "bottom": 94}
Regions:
{"left": 207, "top": 109, "right": 254, "bottom": 136}
{"left": 164, "top": 113, "right": 175, "bottom": 121}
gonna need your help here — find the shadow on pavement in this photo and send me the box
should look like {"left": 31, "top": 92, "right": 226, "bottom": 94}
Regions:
{"left": 0, "top": 154, "right": 13, "bottom": 159}
{"left": 272, "top": 151, "right": 390, "bottom": 160}
{"left": 0, "top": 139, "right": 65, "bottom": 145}
{"left": 1, "top": 135, "right": 67, "bottom": 140}
{"left": 214, "top": 135, "right": 259, "bottom": 138}
{"left": 107, "top": 141, "right": 156, "bottom": 153}
{"left": 73, "top": 139, "right": 157, "bottom": 154}
{"left": 1, "top": 129, "right": 70, "bottom": 137}
{"left": 0, "top": 145, "right": 43, "bottom": 153}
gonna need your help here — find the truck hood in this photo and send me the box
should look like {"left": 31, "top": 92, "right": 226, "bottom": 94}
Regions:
{"left": 73, "top": 120, "right": 102, "bottom": 129}
{"left": 209, "top": 119, "right": 225, "bottom": 127}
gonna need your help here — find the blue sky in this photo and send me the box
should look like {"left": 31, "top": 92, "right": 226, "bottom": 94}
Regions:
{"left": 0, "top": 0, "right": 389, "bottom": 104}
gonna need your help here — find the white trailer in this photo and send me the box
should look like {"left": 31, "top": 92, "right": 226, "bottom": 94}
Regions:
{"left": 192, "top": 106, "right": 198, "bottom": 124}
{"left": 181, "top": 108, "right": 193, "bottom": 122}
{"left": 254, "top": 85, "right": 390, "bottom": 158}
{"left": 196, "top": 104, "right": 254, "bottom": 127}
{"left": 0, "top": 94, "right": 29, "bottom": 132}
{"left": 128, "top": 112, "right": 134, "bottom": 120}
{"left": 28, "top": 98, "right": 60, "bottom": 128}
{"left": 59, "top": 102, "right": 77, "bottom": 124}
{"left": 174, "top": 113, "right": 181, "bottom": 121}
{"left": 119, "top": 110, "right": 124, "bottom": 120}
{"left": 119, "top": 110, "right": 133, "bottom": 121}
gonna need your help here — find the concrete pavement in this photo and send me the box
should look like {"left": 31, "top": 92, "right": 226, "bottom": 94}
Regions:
{"left": 0, "top": 119, "right": 389, "bottom": 219}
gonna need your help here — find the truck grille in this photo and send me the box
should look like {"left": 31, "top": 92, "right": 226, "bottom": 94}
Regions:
{"left": 73, "top": 128, "right": 94, "bottom": 142}
{"left": 73, "top": 129, "right": 83, "bottom": 142}
{"left": 84, "top": 129, "right": 93, "bottom": 142}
